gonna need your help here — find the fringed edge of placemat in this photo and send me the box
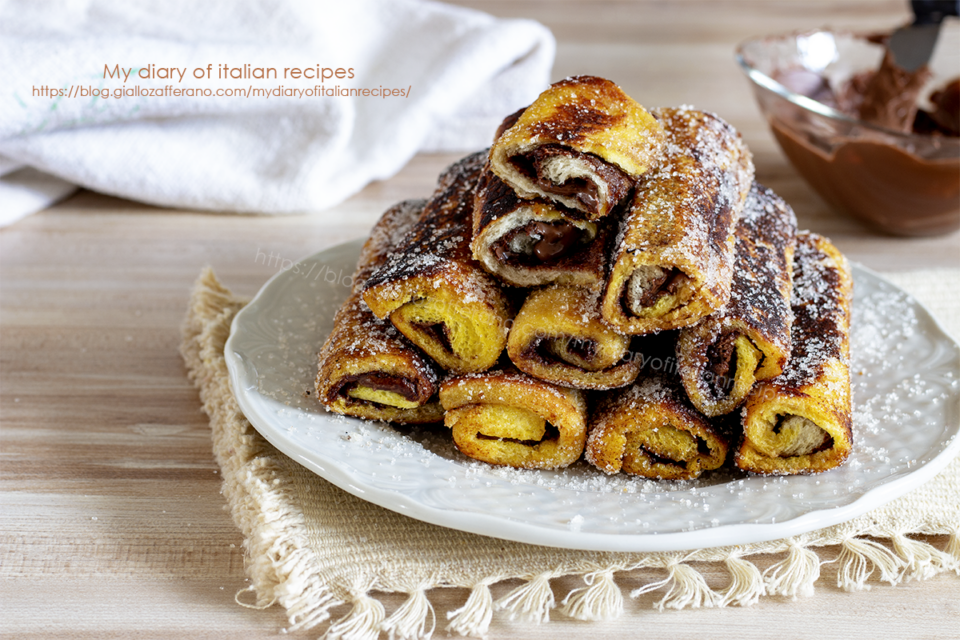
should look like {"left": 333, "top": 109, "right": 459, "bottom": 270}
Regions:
{"left": 180, "top": 267, "right": 349, "bottom": 631}
{"left": 181, "top": 267, "right": 960, "bottom": 640}
{"left": 434, "top": 527, "right": 960, "bottom": 638}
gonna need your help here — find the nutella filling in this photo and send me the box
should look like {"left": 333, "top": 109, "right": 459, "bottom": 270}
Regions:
{"left": 624, "top": 267, "right": 689, "bottom": 314}
{"left": 772, "top": 414, "right": 834, "bottom": 456}
{"left": 490, "top": 220, "right": 586, "bottom": 265}
{"left": 705, "top": 331, "right": 739, "bottom": 398}
{"left": 536, "top": 336, "right": 600, "bottom": 369}
{"left": 640, "top": 447, "right": 688, "bottom": 469}
{"left": 476, "top": 423, "right": 561, "bottom": 446}
{"left": 332, "top": 373, "right": 421, "bottom": 404}
{"left": 414, "top": 322, "right": 454, "bottom": 354}
{"left": 510, "top": 144, "right": 633, "bottom": 215}
{"left": 559, "top": 337, "right": 598, "bottom": 364}
{"left": 636, "top": 432, "right": 711, "bottom": 468}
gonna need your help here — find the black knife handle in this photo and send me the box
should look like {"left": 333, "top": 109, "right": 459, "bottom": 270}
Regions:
{"left": 911, "top": 0, "right": 960, "bottom": 24}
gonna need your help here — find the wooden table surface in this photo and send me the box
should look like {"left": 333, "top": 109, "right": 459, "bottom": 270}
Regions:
{"left": 3, "top": 1, "right": 959, "bottom": 638}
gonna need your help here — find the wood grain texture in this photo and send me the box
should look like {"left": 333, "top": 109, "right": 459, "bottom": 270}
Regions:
{"left": 2, "top": 1, "right": 958, "bottom": 637}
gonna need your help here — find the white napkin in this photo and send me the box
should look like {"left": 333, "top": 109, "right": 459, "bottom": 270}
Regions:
{"left": 0, "top": 0, "right": 554, "bottom": 225}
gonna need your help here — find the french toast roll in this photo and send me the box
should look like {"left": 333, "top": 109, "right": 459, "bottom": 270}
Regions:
{"left": 439, "top": 366, "right": 588, "bottom": 470}
{"left": 507, "top": 285, "right": 640, "bottom": 390}
{"left": 735, "top": 231, "right": 853, "bottom": 476}
{"left": 586, "top": 374, "right": 730, "bottom": 481}
{"left": 362, "top": 152, "right": 511, "bottom": 374}
{"left": 471, "top": 167, "right": 611, "bottom": 288}
{"left": 489, "top": 75, "right": 665, "bottom": 221}
{"left": 601, "top": 106, "right": 754, "bottom": 334}
{"left": 316, "top": 199, "right": 443, "bottom": 423}
{"left": 678, "top": 182, "right": 798, "bottom": 417}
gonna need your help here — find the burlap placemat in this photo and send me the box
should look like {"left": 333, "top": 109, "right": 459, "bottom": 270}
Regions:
{"left": 180, "top": 266, "right": 960, "bottom": 640}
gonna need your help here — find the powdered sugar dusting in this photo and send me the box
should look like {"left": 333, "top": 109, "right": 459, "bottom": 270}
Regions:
{"left": 354, "top": 200, "right": 425, "bottom": 285}
{"left": 723, "top": 183, "right": 796, "bottom": 340}
{"left": 848, "top": 276, "right": 929, "bottom": 467}
{"left": 778, "top": 232, "right": 851, "bottom": 387}
{"left": 612, "top": 106, "right": 754, "bottom": 316}
{"left": 677, "top": 182, "right": 797, "bottom": 409}
{"left": 364, "top": 152, "right": 489, "bottom": 295}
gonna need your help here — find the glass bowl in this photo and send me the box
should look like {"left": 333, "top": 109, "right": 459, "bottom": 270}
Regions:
{"left": 736, "top": 28, "right": 959, "bottom": 236}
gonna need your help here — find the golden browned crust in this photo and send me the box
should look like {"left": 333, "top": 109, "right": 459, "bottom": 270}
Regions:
{"left": 735, "top": 231, "right": 853, "bottom": 476}
{"left": 600, "top": 106, "right": 754, "bottom": 335}
{"left": 315, "top": 290, "right": 444, "bottom": 423}
{"left": 353, "top": 198, "right": 428, "bottom": 286}
{"left": 678, "top": 182, "right": 798, "bottom": 416}
{"left": 361, "top": 152, "right": 511, "bottom": 374}
{"left": 439, "top": 367, "right": 588, "bottom": 469}
{"left": 316, "top": 199, "right": 443, "bottom": 423}
{"left": 586, "top": 374, "right": 729, "bottom": 481}
{"left": 506, "top": 285, "right": 640, "bottom": 390}
{"left": 470, "top": 166, "right": 610, "bottom": 288}
{"left": 364, "top": 153, "right": 486, "bottom": 291}
{"left": 489, "top": 76, "right": 665, "bottom": 220}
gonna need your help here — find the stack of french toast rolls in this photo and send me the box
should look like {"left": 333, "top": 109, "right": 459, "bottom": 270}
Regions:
{"left": 316, "top": 76, "right": 854, "bottom": 480}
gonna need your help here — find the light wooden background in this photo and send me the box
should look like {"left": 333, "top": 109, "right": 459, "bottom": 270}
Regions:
{"left": 2, "top": 1, "right": 958, "bottom": 638}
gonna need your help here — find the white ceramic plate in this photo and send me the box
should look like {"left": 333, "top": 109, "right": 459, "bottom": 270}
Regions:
{"left": 225, "top": 240, "right": 960, "bottom": 552}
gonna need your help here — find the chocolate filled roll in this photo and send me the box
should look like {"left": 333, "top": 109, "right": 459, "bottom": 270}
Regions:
{"left": 586, "top": 374, "right": 730, "bottom": 481}
{"left": 735, "top": 231, "right": 853, "bottom": 476}
{"left": 507, "top": 285, "right": 641, "bottom": 390}
{"left": 601, "top": 106, "right": 754, "bottom": 335}
{"left": 677, "top": 182, "right": 798, "bottom": 417}
{"left": 362, "top": 152, "right": 511, "bottom": 374}
{"left": 489, "top": 75, "right": 665, "bottom": 221}
{"left": 471, "top": 167, "right": 612, "bottom": 288}
{"left": 439, "top": 367, "right": 588, "bottom": 470}
{"left": 316, "top": 200, "right": 444, "bottom": 423}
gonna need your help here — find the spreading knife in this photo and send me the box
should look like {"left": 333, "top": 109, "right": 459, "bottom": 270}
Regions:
{"left": 888, "top": 0, "right": 959, "bottom": 71}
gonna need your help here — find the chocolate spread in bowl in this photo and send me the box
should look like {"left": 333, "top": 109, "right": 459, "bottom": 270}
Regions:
{"left": 772, "top": 48, "right": 959, "bottom": 236}
{"left": 771, "top": 120, "right": 959, "bottom": 236}
{"left": 917, "top": 79, "right": 960, "bottom": 135}
{"left": 857, "top": 50, "right": 933, "bottom": 132}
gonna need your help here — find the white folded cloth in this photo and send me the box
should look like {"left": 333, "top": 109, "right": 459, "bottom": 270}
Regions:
{"left": 0, "top": 0, "right": 554, "bottom": 226}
